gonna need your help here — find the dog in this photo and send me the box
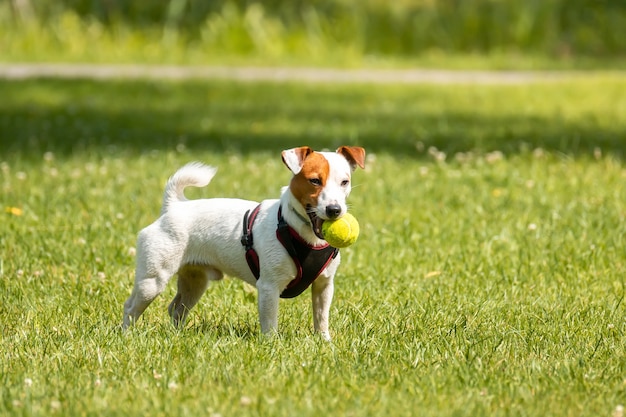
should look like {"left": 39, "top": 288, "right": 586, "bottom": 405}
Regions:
{"left": 123, "top": 146, "right": 365, "bottom": 339}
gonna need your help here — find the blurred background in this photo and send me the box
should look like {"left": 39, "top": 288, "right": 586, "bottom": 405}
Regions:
{"left": 2, "top": 0, "right": 625, "bottom": 69}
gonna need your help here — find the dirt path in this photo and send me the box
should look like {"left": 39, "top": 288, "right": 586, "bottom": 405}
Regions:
{"left": 0, "top": 63, "right": 600, "bottom": 84}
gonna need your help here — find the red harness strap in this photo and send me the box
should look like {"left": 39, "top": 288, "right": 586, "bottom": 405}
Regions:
{"left": 241, "top": 204, "right": 339, "bottom": 299}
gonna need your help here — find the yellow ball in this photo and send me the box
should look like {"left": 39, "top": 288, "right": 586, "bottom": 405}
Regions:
{"left": 322, "top": 212, "right": 360, "bottom": 248}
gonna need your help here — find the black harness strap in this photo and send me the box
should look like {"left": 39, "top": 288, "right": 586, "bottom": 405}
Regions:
{"left": 241, "top": 204, "right": 262, "bottom": 280}
{"left": 275, "top": 208, "right": 339, "bottom": 298}
{"left": 241, "top": 205, "right": 339, "bottom": 299}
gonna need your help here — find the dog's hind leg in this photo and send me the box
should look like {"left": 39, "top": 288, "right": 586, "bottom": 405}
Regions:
{"left": 123, "top": 223, "right": 183, "bottom": 329}
{"left": 168, "top": 265, "right": 223, "bottom": 328}
{"left": 123, "top": 272, "right": 173, "bottom": 329}
{"left": 123, "top": 235, "right": 181, "bottom": 329}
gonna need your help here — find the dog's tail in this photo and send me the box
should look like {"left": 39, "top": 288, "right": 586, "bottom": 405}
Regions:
{"left": 161, "top": 162, "right": 217, "bottom": 214}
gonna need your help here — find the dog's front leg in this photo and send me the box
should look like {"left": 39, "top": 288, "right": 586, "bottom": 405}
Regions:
{"left": 311, "top": 275, "right": 334, "bottom": 341}
{"left": 257, "top": 280, "right": 280, "bottom": 335}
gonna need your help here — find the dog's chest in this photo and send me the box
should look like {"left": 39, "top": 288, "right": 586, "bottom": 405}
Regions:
{"left": 242, "top": 204, "right": 339, "bottom": 298}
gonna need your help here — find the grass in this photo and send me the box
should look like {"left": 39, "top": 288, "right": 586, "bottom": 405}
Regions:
{"left": 2, "top": 0, "right": 626, "bottom": 69}
{"left": 1, "top": 76, "right": 625, "bottom": 416}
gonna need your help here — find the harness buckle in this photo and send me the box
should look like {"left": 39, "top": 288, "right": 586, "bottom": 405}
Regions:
{"left": 241, "top": 233, "right": 252, "bottom": 249}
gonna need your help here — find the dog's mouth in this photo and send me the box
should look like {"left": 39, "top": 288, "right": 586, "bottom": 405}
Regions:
{"left": 306, "top": 206, "right": 326, "bottom": 240}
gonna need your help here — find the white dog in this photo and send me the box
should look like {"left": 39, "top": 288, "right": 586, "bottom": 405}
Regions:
{"left": 123, "top": 146, "right": 365, "bottom": 339}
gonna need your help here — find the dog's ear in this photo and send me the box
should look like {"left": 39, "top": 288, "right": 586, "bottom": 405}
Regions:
{"left": 282, "top": 146, "right": 313, "bottom": 174}
{"left": 337, "top": 146, "right": 366, "bottom": 171}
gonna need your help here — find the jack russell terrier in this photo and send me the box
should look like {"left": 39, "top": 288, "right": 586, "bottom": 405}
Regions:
{"left": 123, "top": 146, "right": 365, "bottom": 339}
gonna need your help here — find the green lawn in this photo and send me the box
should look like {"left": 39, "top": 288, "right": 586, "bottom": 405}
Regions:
{"left": 1, "top": 76, "right": 625, "bottom": 416}
{"left": 3, "top": 1, "right": 626, "bottom": 70}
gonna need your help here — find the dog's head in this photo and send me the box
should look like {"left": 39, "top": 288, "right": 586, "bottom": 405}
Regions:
{"left": 282, "top": 146, "right": 365, "bottom": 239}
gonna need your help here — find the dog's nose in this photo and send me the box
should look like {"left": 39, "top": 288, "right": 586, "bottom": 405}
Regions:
{"left": 325, "top": 204, "right": 342, "bottom": 219}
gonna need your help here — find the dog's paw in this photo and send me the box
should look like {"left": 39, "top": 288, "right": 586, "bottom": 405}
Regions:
{"left": 318, "top": 331, "right": 332, "bottom": 342}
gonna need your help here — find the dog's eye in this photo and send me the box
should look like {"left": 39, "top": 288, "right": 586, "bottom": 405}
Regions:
{"left": 309, "top": 178, "right": 322, "bottom": 186}
{"left": 341, "top": 180, "right": 350, "bottom": 187}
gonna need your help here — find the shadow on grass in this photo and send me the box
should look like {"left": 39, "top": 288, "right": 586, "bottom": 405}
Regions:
{"left": 1, "top": 78, "right": 624, "bottom": 160}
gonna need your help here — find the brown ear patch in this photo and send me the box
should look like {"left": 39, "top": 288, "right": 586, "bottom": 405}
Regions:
{"left": 337, "top": 146, "right": 366, "bottom": 170}
{"left": 289, "top": 152, "right": 330, "bottom": 208}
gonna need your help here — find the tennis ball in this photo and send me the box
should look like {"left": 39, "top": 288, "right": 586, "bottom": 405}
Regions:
{"left": 322, "top": 212, "right": 360, "bottom": 248}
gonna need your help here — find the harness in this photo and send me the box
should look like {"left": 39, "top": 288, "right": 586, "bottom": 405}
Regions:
{"left": 241, "top": 204, "right": 339, "bottom": 298}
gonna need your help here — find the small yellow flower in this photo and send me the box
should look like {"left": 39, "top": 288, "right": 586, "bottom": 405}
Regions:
{"left": 5, "top": 207, "right": 23, "bottom": 216}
